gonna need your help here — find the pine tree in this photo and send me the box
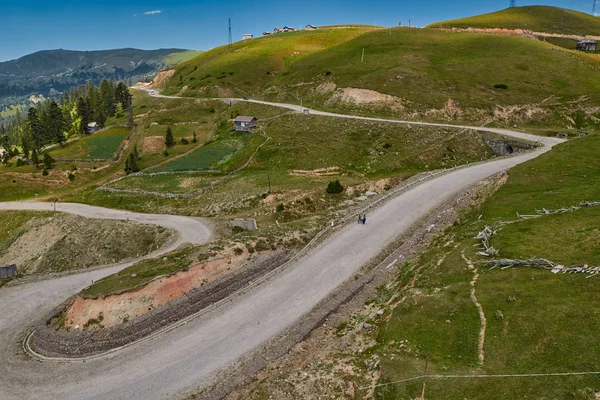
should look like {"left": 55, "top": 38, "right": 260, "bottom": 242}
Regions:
{"left": 165, "top": 127, "right": 175, "bottom": 148}
{"left": 192, "top": 130, "right": 197, "bottom": 143}
{"left": 77, "top": 97, "right": 91, "bottom": 134}
{"left": 43, "top": 153, "right": 55, "bottom": 169}
{"left": 27, "top": 107, "right": 43, "bottom": 152}
{"left": 99, "top": 79, "right": 117, "bottom": 117}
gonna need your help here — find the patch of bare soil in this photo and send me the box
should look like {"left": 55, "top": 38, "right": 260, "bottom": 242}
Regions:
{"left": 143, "top": 136, "right": 166, "bottom": 153}
{"left": 290, "top": 166, "right": 341, "bottom": 177}
{"left": 329, "top": 87, "right": 404, "bottom": 109}
{"left": 63, "top": 248, "right": 258, "bottom": 330}
{"left": 150, "top": 69, "right": 176, "bottom": 88}
{"left": 0, "top": 214, "right": 172, "bottom": 275}
{"left": 314, "top": 81, "right": 337, "bottom": 95}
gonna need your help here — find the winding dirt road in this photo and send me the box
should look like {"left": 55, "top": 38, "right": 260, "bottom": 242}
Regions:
{"left": 0, "top": 97, "right": 564, "bottom": 399}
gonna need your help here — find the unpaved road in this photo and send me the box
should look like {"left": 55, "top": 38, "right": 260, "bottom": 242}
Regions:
{"left": 0, "top": 97, "right": 564, "bottom": 399}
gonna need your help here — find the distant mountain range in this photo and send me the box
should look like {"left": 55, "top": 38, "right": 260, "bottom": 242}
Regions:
{"left": 0, "top": 48, "right": 201, "bottom": 113}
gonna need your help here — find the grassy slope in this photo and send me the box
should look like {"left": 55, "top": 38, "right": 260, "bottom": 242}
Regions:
{"left": 372, "top": 134, "right": 600, "bottom": 399}
{"left": 274, "top": 27, "right": 600, "bottom": 108}
{"left": 163, "top": 50, "right": 204, "bottom": 65}
{"left": 163, "top": 25, "right": 600, "bottom": 129}
{"left": 427, "top": 6, "right": 600, "bottom": 36}
{"left": 162, "top": 26, "right": 379, "bottom": 98}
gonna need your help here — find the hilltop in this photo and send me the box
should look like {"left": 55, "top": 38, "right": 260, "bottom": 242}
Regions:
{"left": 161, "top": 25, "right": 379, "bottom": 97}
{"left": 164, "top": 26, "right": 600, "bottom": 129}
{"left": 427, "top": 6, "right": 600, "bottom": 36}
{"left": 0, "top": 48, "right": 201, "bottom": 112}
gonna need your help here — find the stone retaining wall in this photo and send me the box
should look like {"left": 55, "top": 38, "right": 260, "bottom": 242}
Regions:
{"left": 483, "top": 136, "right": 537, "bottom": 156}
{"left": 32, "top": 250, "right": 288, "bottom": 358}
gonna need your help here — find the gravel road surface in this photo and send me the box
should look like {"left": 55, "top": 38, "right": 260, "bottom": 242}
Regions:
{"left": 0, "top": 96, "right": 564, "bottom": 399}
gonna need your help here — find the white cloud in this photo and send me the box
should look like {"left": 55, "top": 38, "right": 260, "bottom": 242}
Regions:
{"left": 143, "top": 10, "right": 162, "bottom": 15}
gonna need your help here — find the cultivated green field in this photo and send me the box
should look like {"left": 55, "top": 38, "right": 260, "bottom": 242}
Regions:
{"left": 428, "top": 6, "right": 600, "bottom": 36}
{"left": 48, "top": 127, "right": 130, "bottom": 160}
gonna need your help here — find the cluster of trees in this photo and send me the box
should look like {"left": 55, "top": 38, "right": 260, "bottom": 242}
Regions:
{"left": 1, "top": 79, "right": 132, "bottom": 166}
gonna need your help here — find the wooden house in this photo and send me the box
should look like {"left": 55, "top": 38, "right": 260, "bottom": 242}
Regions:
{"left": 577, "top": 40, "right": 598, "bottom": 51}
{"left": 234, "top": 116, "right": 258, "bottom": 132}
{"left": 305, "top": 24, "right": 318, "bottom": 30}
{"left": 0, "top": 264, "right": 17, "bottom": 279}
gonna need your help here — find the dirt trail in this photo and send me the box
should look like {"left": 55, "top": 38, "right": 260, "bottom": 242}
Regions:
{"left": 462, "top": 253, "right": 486, "bottom": 366}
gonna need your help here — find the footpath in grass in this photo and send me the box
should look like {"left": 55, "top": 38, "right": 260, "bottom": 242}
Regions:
{"left": 49, "top": 127, "right": 130, "bottom": 160}
{"left": 369, "top": 134, "right": 600, "bottom": 399}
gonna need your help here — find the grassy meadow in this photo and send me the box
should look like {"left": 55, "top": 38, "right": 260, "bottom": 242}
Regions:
{"left": 366, "top": 133, "right": 600, "bottom": 399}
{"left": 427, "top": 6, "right": 600, "bottom": 36}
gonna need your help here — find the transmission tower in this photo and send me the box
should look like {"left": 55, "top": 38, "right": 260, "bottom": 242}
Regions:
{"left": 509, "top": 0, "right": 516, "bottom": 8}
{"left": 593, "top": 0, "right": 597, "bottom": 16}
{"left": 228, "top": 18, "right": 233, "bottom": 52}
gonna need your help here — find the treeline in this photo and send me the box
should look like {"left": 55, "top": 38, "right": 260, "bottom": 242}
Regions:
{"left": 1, "top": 79, "right": 132, "bottom": 165}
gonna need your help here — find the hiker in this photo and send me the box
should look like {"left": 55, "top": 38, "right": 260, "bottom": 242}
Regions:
{"left": 362, "top": 214, "right": 367, "bottom": 224}
{"left": 358, "top": 214, "right": 363, "bottom": 224}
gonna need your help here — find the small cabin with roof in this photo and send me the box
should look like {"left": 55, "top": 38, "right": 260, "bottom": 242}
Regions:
{"left": 0, "top": 264, "right": 17, "bottom": 279}
{"left": 577, "top": 40, "right": 598, "bottom": 51}
{"left": 87, "top": 122, "right": 99, "bottom": 133}
{"left": 305, "top": 24, "right": 318, "bottom": 30}
{"left": 234, "top": 116, "right": 258, "bottom": 132}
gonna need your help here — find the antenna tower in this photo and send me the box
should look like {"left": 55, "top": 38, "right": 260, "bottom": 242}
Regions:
{"left": 228, "top": 18, "right": 233, "bottom": 52}
{"left": 509, "top": 0, "right": 516, "bottom": 7}
{"left": 593, "top": 0, "right": 597, "bottom": 16}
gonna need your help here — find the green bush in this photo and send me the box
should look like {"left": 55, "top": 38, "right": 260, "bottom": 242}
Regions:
{"left": 494, "top": 83, "right": 509, "bottom": 89}
{"left": 276, "top": 203, "right": 285, "bottom": 212}
{"left": 67, "top": 173, "right": 76, "bottom": 182}
{"left": 181, "top": 138, "right": 190, "bottom": 145}
{"left": 326, "top": 179, "right": 344, "bottom": 194}
{"left": 42, "top": 169, "right": 49, "bottom": 176}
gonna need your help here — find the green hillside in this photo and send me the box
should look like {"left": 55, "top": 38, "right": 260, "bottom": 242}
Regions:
{"left": 161, "top": 26, "right": 379, "bottom": 97}
{"left": 427, "top": 6, "right": 600, "bottom": 36}
{"left": 164, "top": 26, "right": 600, "bottom": 127}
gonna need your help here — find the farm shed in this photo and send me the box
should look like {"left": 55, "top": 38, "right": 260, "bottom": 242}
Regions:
{"left": 234, "top": 116, "right": 258, "bottom": 132}
{"left": 305, "top": 24, "right": 318, "bottom": 30}
{"left": 0, "top": 264, "right": 18, "bottom": 279}
{"left": 576, "top": 40, "right": 597, "bottom": 51}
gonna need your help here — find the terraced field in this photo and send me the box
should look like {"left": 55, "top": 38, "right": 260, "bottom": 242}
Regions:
{"left": 48, "top": 127, "right": 130, "bottom": 160}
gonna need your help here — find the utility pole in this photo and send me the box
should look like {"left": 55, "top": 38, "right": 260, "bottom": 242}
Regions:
{"left": 228, "top": 18, "right": 233, "bottom": 52}
{"left": 268, "top": 173, "right": 271, "bottom": 193}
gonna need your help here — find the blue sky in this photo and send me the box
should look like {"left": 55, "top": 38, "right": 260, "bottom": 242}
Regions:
{"left": 0, "top": 0, "right": 595, "bottom": 61}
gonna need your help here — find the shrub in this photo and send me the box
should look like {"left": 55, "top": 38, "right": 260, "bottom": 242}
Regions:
{"left": 326, "top": 180, "right": 344, "bottom": 194}
{"left": 163, "top": 150, "right": 169, "bottom": 157}
{"left": 324, "top": 71, "right": 332, "bottom": 76}
{"left": 255, "top": 239, "right": 270, "bottom": 252}
{"left": 180, "top": 138, "right": 189, "bottom": 145}
{"left": 42, "top": 153, "right": 55, "bottom": 169}
{"left": 16, "top": 158, "right": 27, "bottom": 167}
{"left": 67, "top": 173, "right": 76, "bottom": 182}
{"left": 495, "top": 310, "right": 504, "bottom": 321}
{"left": 233, "top": 247, "right": 243, "bottom": 255}
{"left": 494, "top": 84, "right": 509, "bottom": 90}
{"left": 42, "top": 169, "right": 49, "bottom": 176}
{"left": 246, "top": 244, "right": 256, "bottom": 254}
{"left": 276, "top": 203, "right": 285, "bottom": 212}
{"left": 383, "top": 143, "right": 392, "bottom": 149}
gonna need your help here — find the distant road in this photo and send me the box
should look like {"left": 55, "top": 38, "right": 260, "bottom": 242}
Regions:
{"left": 0, "top": 89, "right": 564, "bottom": 400}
